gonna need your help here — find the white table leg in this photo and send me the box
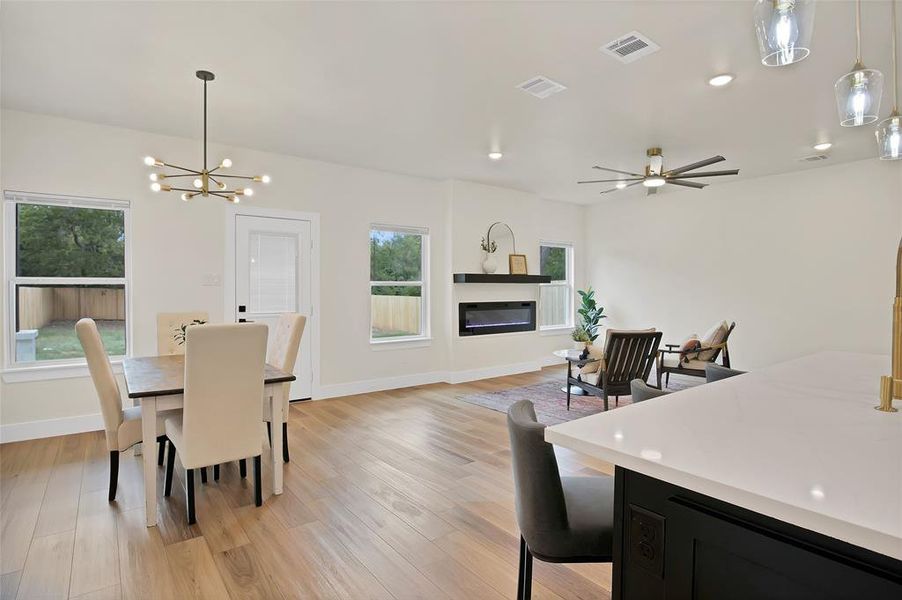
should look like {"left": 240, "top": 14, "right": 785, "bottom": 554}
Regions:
{"left": 270, "top": 386, "right": 283, "bottom": 495}
{"left": 141, "top": 397, "right": 158, "bottom": 527}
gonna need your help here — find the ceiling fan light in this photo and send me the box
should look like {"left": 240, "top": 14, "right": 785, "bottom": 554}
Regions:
{"left": 876, "top": 114, "right": 902, "bottom": 160}
{"left": 753, "top": 0, "right": 815, "bottom": 67}
{"left": 643, "top": 176, "right": 666, "bottom": 188}
{"left": 835, "top": 67, "right": 884, "bottom": 126}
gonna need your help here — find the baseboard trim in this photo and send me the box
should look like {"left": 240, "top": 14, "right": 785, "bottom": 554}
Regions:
{"left": 1, "top": 412, "right": 103, "bottom": 444}
{"left": 316, "top": 370, "right": 448, "bottom": 400}
{"left": 4, "top": 358, "right": 568, "bottom": 441}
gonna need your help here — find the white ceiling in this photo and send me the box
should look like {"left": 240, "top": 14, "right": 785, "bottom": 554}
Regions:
{"left": 1, "top": 1, "right": 898, "bottom": 203}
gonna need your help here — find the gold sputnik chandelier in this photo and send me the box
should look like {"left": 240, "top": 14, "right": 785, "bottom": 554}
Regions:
{"left": 144, "top": 70, "right": 270, "bottom": 203}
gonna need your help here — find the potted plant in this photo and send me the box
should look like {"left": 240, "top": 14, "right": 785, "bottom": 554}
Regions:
{"left": 571, "top": 324, "right": 591, "bottom": 350}
{"left": 480, "top": 236, "right": 498, "bottom": 273}
{"left": 577, "top": 286, "right": 606, "bottom": 343}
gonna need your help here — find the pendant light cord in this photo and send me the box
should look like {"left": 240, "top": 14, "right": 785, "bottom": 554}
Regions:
{"left": 893, "top": 0, "right": 899, "bottom": 111}
{"left": 203, "top": 79, "right": 207, "bottom": 171}
{"left": 856, "top": 0, "right": 862, "bottom": 64}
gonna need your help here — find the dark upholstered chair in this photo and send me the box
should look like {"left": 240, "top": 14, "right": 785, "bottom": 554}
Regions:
{"left": 630, "top": 379, "right": 672, "bottom": 403}
{"left": 507, "top": 400, "right": 614, "bottom": 599}
{"left": 705, "top": 363, "right": 746, "bottom": 383}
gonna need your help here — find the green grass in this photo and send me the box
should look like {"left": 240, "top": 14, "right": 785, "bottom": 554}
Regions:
{"left": 33, "top": 319, "right": 125, "bottom": 361}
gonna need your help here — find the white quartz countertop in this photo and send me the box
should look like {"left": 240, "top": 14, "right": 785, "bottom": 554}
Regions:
{"left": 545, "top": 351, "right": 902, "bottom": 561}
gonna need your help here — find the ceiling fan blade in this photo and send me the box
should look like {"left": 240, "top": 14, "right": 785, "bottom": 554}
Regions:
{"left": 668, "top": 169, "right": 739, "bottom": 179}
{"left": 599, "top": 181, "right": 643, "bottom": 194}
{"left": 578, "top": 178, "right": 643, "bottom": 184}
{"left": 665, "top": 179, "right": 707, "bottom": 189}
{"left": 665, "top": 156, "right": 725, "bottom": 176}
{"left": 593, "top": 165, "right": 644, "bottom": 177}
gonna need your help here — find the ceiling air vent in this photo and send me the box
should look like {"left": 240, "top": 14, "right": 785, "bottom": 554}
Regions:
{"left": 517, "top": 76, "right": 567, "bottom": 99}
{"left": 798, "top": 154, "right": 830, "bottom": 162}
{"left": 600, "top": 31, "right": 660, "bottom": 64}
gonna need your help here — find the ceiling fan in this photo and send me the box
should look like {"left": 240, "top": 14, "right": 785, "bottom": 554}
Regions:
{"left": 578, "top": 147, "right": 740, "bottom": 195}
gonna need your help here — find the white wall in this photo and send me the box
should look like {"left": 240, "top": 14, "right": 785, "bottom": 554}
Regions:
{"left": 448, "top": 180, "right": 584, "bottom": 376}
{"left": 584, "top": 158, "right": 901, "bottom": 368}
{"left": 0, "top": 109, "right": 583, "bottom": 437}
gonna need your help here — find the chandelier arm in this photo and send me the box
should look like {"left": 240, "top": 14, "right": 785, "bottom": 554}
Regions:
{"left": 161, "top": 162, "right": 201, "bottom": 174}
{"left": 209, "top": 174, "right": 256, "bottom": 179}
{"left": 159, "top": 173, "right": 198, "bottom": 178}
{"left": 169, "top": 187, "right": 198, "bottom": 192}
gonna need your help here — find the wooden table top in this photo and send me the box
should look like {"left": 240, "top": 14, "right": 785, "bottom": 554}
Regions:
{"left": 122, "top": 354, "right": 296, "bottom": 399}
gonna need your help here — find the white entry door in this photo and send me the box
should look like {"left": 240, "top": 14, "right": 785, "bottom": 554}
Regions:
{"left": 235, "top": 215, "right": 313, "bottom": 399}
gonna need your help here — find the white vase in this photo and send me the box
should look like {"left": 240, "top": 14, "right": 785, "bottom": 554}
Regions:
{"left": 482, "top": 253, "right": 498, "bottom": 274}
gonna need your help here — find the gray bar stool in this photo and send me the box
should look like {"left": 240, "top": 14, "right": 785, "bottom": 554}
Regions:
{"left": 507, "top": 400, "right": 614, "bottom": 599}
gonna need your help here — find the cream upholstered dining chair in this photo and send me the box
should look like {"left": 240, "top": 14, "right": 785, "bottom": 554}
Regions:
{"left": 263, "top": 313, "right": 306, "bottom": 463}
{"left": 155, "top": 312, "right": 209, "bottom": 473}
{"left": 76, "top": 318, "right": 174, "bottom": 502}
{"left": 163, "top": 323, "right": 268, "bottom": 524}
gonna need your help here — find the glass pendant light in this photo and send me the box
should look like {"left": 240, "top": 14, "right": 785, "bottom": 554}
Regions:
{"left": 753, "top": 0, "right": 816, "bottom": 66}
{"left": 835, "top": 0, "right": 884, "bottom": 127}
{"left": 876, "top": 0, "right": 901, "bottom": 159}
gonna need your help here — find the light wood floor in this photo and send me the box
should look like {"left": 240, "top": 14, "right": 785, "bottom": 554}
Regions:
{"left": 1, "top": 366, "right": 619, "bottom": 600}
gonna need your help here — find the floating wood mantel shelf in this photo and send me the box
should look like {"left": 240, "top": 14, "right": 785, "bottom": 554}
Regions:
{"left": 453, "top": 273, "right": 552, "bottom": 284}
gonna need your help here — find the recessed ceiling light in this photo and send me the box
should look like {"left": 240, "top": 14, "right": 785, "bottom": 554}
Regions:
{"left": 615, "top": 181, "right": 628, "bottom": 189}
{"left": 813, "top": 142, "right": 833, "bottom": 151}
{"left": 708, "top": 74, "right": 734, "bottom": 87}
{"left": 488, "top": 151, "right": 503, "bottom": 160}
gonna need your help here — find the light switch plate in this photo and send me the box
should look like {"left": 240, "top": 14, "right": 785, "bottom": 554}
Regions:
{"left": 201, "top": 273, "right": 221, "bottom": 286}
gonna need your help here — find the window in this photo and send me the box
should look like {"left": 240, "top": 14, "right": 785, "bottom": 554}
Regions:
{"left": 5, "top": 193, "right": 129, "bottom": 366}
{"left": 369, "top": 225, "right": 429, "bottom": 342}
{"left": 539, "top": 243, "right": 573, "bottom": 330}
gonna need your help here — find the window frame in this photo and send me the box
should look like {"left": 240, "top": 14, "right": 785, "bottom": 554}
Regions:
{"left": 3, "top": 191, "right": 132, "bottom": 371}
{"left": 368, "top": 223, "right": 430, "bottom": 345}
{"left": 538, "top": 241, "right": 574, "bottom": 332}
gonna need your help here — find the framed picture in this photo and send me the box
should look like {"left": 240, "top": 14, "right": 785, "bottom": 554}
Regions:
{"left": 508, "top": 254, "right": 528, "bottom": 275}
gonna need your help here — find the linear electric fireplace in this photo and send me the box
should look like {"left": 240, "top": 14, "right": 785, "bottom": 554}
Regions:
{"left": 458, "top": 301, "right": 536, "bottom": 336}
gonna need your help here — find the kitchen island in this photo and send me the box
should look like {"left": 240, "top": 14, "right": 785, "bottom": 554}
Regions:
{"left": 545, "top": 352, "right": 902, "bottom": 599}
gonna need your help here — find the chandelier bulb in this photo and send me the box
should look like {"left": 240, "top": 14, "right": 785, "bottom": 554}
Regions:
{"left": 144, "top": 156, "right": 157, "bottom": 166}
{"left": 149, "top": 173, "right": 158, "bottom": 182}
{"left": 221, "top": 158, "right": 232, "bottom": 168}
{"left": 230, "top": 196, "right": 239, "bottom": 203}
{"left": 193, "top": 178, "right": 204, "bottom": 188}
{"left": 218, "top": 181, "right": 227, "bottom": 190}
{"left": 181, "top": 193, "right": 190, "bottom": 202}
{"left": 244, "top": 188, "right": 254, "bottom": 196}
{"left": 150, "top": 182, "right": 162, "bottom": 192}
{"left": 261, "top": 174, "right": 271, "bottom": 184}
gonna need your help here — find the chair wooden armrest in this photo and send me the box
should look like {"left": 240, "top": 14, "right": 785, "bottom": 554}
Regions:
{"left": 658, "top": 347, "right": 682, "bottom": 355}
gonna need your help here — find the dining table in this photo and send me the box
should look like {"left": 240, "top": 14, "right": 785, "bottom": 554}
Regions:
{"left": 122, "top": 354, "right": 296, "bottom": 527}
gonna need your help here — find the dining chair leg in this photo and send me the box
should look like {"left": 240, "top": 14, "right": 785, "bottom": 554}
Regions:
{"left": 164, "top": 442, "right": 176, "bottom": 497}
{"left": 157, "top": 438, "right": 166, "bottom": 466}
{"left": 253, "top": 455, "right": 263, "bottom": 507}
{"left": 108, "top": 451, "right": 119, "bottom": 502}
{"left": 522, "top": 538, "right": 533, "bottom": 599}
{"left": 186, "top": 469, "right": 196, "bottom": 525}
{"left": 266, "top": 422, "right": 272, "bottom": 447}
{"left": 517, "top": 536, "right": 527, "bottom": 600}
{"left": 213, "top": 464, "right": 220, "bottom": 481}
{"left": 665, "top": 372, "right": 670, "bottom": 388}
{"left": 603, "top": 394, "right": 609, "bottom": 412}
{"left": 200, "top": 467, "right": 208, "bottom": 484}
{"left": 239, "top": 459, "right": 247, "bottom": 479}
{"left": 282, "top": 423, "right": 290, "bottom": 463}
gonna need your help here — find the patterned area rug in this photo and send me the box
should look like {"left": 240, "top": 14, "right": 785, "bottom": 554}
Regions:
{"left": 456, "top": 374, "right": 697, "bottom": 426}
